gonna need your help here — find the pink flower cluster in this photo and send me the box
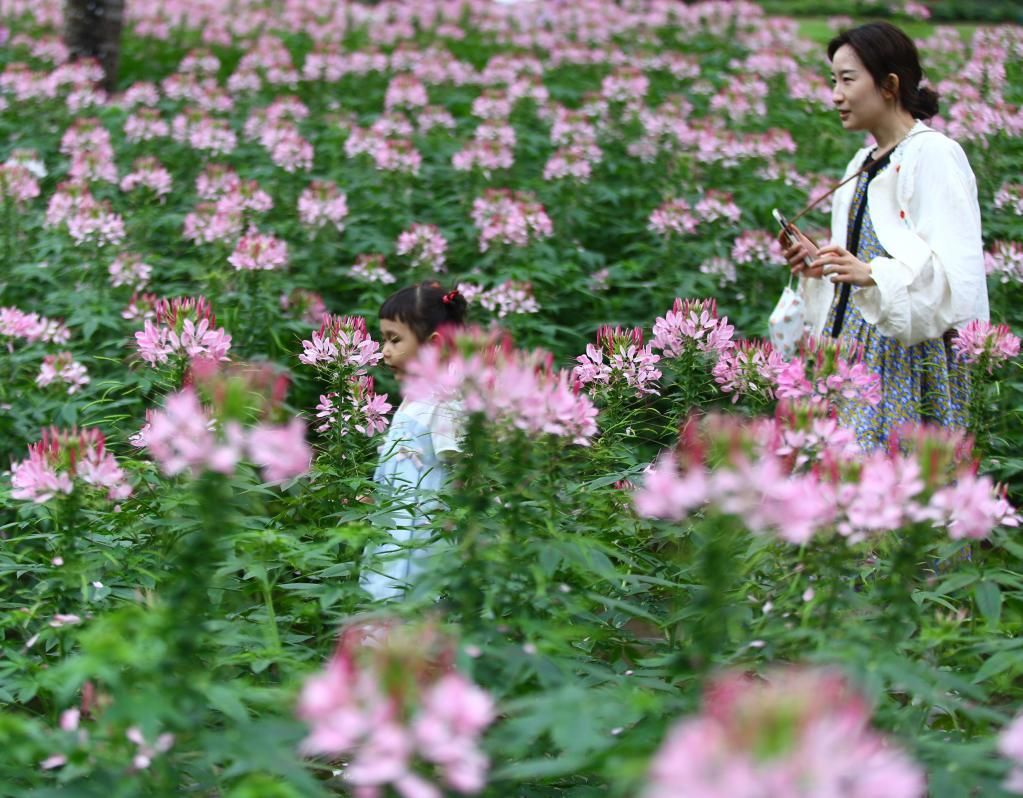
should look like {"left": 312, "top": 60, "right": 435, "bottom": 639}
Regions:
{"left": 350, "top": 254, "right": 396, "bottom": 284}
{"left": 458, "top": 280, "right": 540, "bottom": 317}
{"left": 470, "top": 189, "right": 553, "bottom": 252}
{"left": 299, "top": 314, "right": 384, "bottom": 375}
{"left": 396, "top": 223, "right": 448, "bottom": 271}
{"left": 11, "top": 427, "right": 132, "bottom": 504}
{"left": 572, "top": 325, "right": 662, "bottom": 398}
{"left": 648, "top": 198, "right": 699, "bottom": 237}
{"left": 183, "top": 169, "right": 273, "bottom": 246}
{"left": 994, "top": 182, "right": 1023, "bottom": 216}
{"left": 952, "top": 320, "right": 1021, "bottom": 372}
{"left": 61, "top": 117, "right": 117, "bottom": 184}
{"left": 984, "top": 241, "right": 1023, "bottom": 283}
{"left": 134, "top": 296, "right": 232, "bottom": 367}
{"left": 298, "top": 621, "right": 495, "bottom": 798}
{"left": 634, "top": 411, "right": 1019, "bottom": 544}
{"left": 124, "top": 107, "right": 170, "bottom": 143}
{"left": 279, "top": 288, "right": 329, "bottom": 326}
{"left": 775, "top": 335, "right": 882, "bottom": 408}
{"left": 731, "top": 229, "right": 786, "bottom": 266}
{"left": 36, "top": 351, "right": 90, "bottom": 394}
{"left": 119, "top": 156, "right": 173, "bottom": 198}
{"left": 644, "top": 667, "right": 925, "bottom": 798}
{"left": 297, "top": 180, "right": 349, "bottom": 232}
{"left": 108, "top": 253, "right": 152, "bottom": 290}
{"left": 0, "top": 163, "right": 40, "bottom": 204}
{"left": 651, "top": 297, "right": 735, "bottom": 360}
{"left": 315, "top": 376, "right": 392, "bottom": 437}
{"left": 227, "top": 228, "right": 289, "bottom": 271}
{"left": 712, "top": 339, "right": 785, "bottom": 402}
{"left": 139, "top": 387, "right": 311, "bottom": 483}
{"left": 403, "top": 328, "right": 598, "bottom": 445}
{"left": 170, "top": 108, "right": 238, "bottom": 155}
{"left": 44, "top": 181, "right": 125, "bottom": 247}
{"left": 542, "top": 142, "right": 602, "bottom": 183}
{"left": 0, "top": 306, "right": 70, "bottom": 345}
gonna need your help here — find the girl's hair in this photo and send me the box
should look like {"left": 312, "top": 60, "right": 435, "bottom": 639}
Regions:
{"left": 379, "top": 281, "right": 468, "bottom": 342}
{"left": 828, "top": 21, "right": 939, "bottom": 120}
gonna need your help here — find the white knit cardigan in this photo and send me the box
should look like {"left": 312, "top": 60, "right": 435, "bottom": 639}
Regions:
{"left": 799, "top": 121, "right": 989, "bottom": 347}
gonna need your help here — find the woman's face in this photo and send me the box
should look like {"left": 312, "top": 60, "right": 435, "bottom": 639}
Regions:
{"left": 830, "top": 44, "right": 892, "bottom": 133}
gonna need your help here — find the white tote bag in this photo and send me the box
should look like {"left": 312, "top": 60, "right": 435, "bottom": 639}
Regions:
{"left": 768, "top": 276, "right": 805, "bottom": 359}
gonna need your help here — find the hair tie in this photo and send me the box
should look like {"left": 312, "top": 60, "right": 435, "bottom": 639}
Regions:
{"left": 442, "top": 289, "right": 459, "bottom": 305}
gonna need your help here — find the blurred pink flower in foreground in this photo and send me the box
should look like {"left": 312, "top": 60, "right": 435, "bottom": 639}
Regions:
{"left": 298, "top": 620, "right": 495, "bottom": 798}
{"left": 633, "top": 410, "right": 1018, "bottom": 545}
{"left": 644, "top": 667, "right": 925, "bottom": 798}
{"left": 403, "top": 327, "right": 597, "bottom": 445}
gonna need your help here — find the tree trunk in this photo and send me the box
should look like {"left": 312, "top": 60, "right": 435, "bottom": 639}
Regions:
{"left": 63, "top": 0, "right": 125, "bottom": 93}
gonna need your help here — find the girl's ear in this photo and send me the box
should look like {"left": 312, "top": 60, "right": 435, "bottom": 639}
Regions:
{"left": 427, "top": 331, "right": 441, "bottom": 344}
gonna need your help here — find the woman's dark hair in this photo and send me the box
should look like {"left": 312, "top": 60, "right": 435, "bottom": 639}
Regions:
{"left": 828, "top": 21, "right": 939, "bottom": 120}
{"left": 379, "top": 280, "right": 468, "bottom": 342}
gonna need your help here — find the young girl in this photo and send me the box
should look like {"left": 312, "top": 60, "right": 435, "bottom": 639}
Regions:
{"left": 781, "top": 21, "right": 988, "bottom": 450}
{"left": 360, "top": 281, "right": 468, "bottom": 601}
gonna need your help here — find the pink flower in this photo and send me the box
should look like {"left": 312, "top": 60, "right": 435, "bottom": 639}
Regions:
{"left": 573, "top": 326, "right": 661, "bottom": 398}
{"left": 396, "top": 223, "right": 448, "bottom": 271}
{"left": 350, "top": 254, "right": 396, "bottom": 284}
{"left": 144, "top": 388, "right": 240, "bottom": 477}
{"left": 633, "top": 452, "right": 709, "bottom": 521}
{"left": 403, "top": 328, "right": 597, "bottom": 446}
{"left": 10, "top": 427, "right": 131, "bottom": 503}
{"left": 298, "top": 621, "right": 494, "bottom": 796}
{"left": 228, "top": 228, "right": 289, "bottom": 271}
{"left": 108, "top": 253, "right": 152, "bottom": 290}
{"left": 651, "top": 297, "right": 734, "bottom": 359}
{"left": 712, "top": 339, "right": 784, "bottom": 401}
{"left": 36, "top": 351, "right": 90, "bottom": 394}
{"left": 299, "top": 315, "right": 383, "bottom": 374}
{"left": 952, "top": 320, "right": 1021, "bottom": 371}
{"left": 926, "top": 472, "right": 1020, "bottom": 540}
{"left": 0, "top": 163, "right": 40, "bottom": 204}
{"left": 119, "top": 156, "right": 173, "bottom": 198}
{"left": 648, "top": 198, "right": 698, "bottom": 237}
{"left": 644, "top": 667, "right": 925, "bottom": 798}
{"left": 247, "top": 419, "right": 312, "bottom": 483}
{"left": 470, "top": 189, "right": 552, "bottom": 252}
{"left": 298, "top": 180, "right": 348, "bottom": 231}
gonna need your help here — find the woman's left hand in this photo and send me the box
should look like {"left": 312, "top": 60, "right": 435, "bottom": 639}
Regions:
{"left": 810, "top": 245, "right": 875, "bottom": 286}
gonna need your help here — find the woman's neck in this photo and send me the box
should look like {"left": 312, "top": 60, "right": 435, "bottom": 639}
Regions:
{"left": 870, "top": 110, "right": 918, "bottom": 152}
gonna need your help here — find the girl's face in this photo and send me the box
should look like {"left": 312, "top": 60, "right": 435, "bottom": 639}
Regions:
{"left": 830, "top": 44, "right": 894, "bottom": 133}
{"left": 380, "top": 318, "right": 422, "bottom": 377}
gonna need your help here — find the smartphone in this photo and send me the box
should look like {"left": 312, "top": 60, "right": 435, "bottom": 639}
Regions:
{"left": 772, "top": 208, "right": 814, "bottom": 268}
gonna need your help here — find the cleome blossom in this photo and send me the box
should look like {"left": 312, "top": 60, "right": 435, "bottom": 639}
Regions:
{"left": 299, "top": 314, "right": 383, "bottom": 374}
{"left": 10, "top": 427, "right": 132, "bottom": 504}
{"left": 134, "top": 296, "right": 232, "bottom": 367}
{"left": 775, "top": 334, "right": 882, "bottom": 408}
{"left": 298, "top": 619, "right": 495, "bottom": 798}
{"left": 402, "top": 327, "right": 598, "bottom": 446}
{"left": 651, "top": 297, "right": 735, "bottom": 360}
{"left": 572, "top": 325, "right": 662, "bottom": 399}
{"left": 644, "top": 667, "right": 925, "bottom": 798}
{"left": 951, "top": 319, "right": 1021, "bottom": 372}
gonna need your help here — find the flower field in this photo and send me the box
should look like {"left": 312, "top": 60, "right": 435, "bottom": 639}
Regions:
{"left": 2, "top": 0, "right": 1023, "bottom": 795}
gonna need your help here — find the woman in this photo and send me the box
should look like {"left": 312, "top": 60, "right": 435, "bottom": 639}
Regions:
{"left": 781, "top": 21, "right": 989, "bottom": 450}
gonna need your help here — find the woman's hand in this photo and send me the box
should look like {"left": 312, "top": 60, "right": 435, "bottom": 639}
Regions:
{"left": 778, "top": 226, "right": 823, "bottom": 279}
{"left": 811, "top": 244, "right": 875, "bottom": 286}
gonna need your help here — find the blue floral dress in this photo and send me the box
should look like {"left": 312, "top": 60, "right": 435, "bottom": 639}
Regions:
{"left": 826, "top": 151, "right": 968, "bottom": 450}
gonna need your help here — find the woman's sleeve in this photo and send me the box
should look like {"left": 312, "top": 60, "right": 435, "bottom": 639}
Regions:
{"left": 852, "top": 139, "right": 987, "bottom": 346}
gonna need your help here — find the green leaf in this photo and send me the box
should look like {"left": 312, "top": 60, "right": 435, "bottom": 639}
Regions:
{"left": 974, "top": 581, "right": 1003, "bottom": 626}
